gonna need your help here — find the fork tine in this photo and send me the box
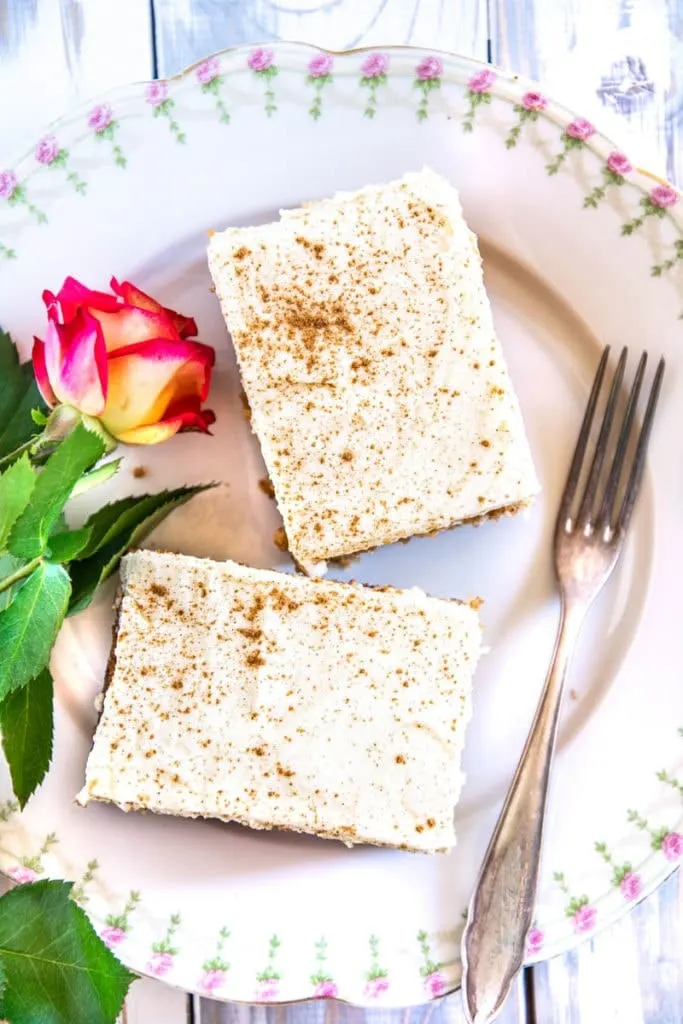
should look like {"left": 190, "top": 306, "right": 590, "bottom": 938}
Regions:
{"left": 617, "top": 357, "right": 665, "bottom": 534}
{"left": 559, "top": 345, "right": 610, "bottom": 524}
{"left": 576, "top": 347, "right": 627, "bottom": 525}
{"left": 597, "top": 351, "right": 647, "bottom": 528}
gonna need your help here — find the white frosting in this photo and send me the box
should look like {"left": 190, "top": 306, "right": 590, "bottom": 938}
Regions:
{"left": 208, "top": 169, "right": 540, "bottom": 574}
{"left": 77, "top": 550, "right": 483, "bottom": 853}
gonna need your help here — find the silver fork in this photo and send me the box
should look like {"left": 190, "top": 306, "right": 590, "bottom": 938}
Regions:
{"left": 460, "top": 345, "right": 665, "bottom": 1024}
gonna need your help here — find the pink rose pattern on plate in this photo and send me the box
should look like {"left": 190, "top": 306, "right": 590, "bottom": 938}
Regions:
{"left": 8, "top": 865, "right": 37, "bottom": 885}
{"left": 311, "top": 937, "right": 337, "bottom": 998}
{"left": 197, "top": 58, "right": 230, "bottom": 124}
{"left": 506, "top": 89, "right": 548, "bottom": 147}
{"left": 256, "top": 977, "right": 280, "bottom": 1001}
{"left": 248, "top": 47, "right": 274, "bottom": 72}
{"left": 620, "top": 871, "right": 643, "bottom": 901}
{"left": 6, "top": 833, "right": 57, "bottom": 884}
{"left": 71, "top": 859, "right": 99, "bottom": 906}
{"left": 623, "top": 183, "right": 680, "bottom": 235}
{"left": 146, "top": 912, "right": 180, "bottom": 978}
{"left": 35, "top": 136, "right": 60, "bottom": 165}
{"left": 628, "top": 809, "right": 683, "bottom": 862}
{"left": 101, "top": 925, "right": 126, "bottom": 948}
{"left": 88, "top": 104, "right": 126, "bottom": 168}
{"left": 547, "top": 117, "right": 596, "bottom": 174}
{"left": 526, "top": 926, "right": 544, "bottom": 957}
{"left": 200, "top": 926, "right": 231, "bottom": 993}
{"left": 147, "top": 951, "right": 174, "bottom": 978}
{"left": 595, "top": 842, "right": 643, "bottom": 902}
{"left": 364, "top": 935, "right": 389, "bottom": 999}
{"left": 100, "top": 891, "right": 140, "bottom": 949}
{"left": 87, "top": 104, "right": 113, "bottom": 132}
{"left": 414, "top": 57, "right": 443, "bottom": 121}
{"left": 307, "top": 54, "right": 333, "bottom": 120}
{"left": 361, "top": 52, "right": 388, "bottom": 78}
{"left": 573, "top": 903, "right": 597, "bottom": 934}
{"left": 147, "top": 81, "right": 185, "bottom": 143}
{"left": 314, "top": 980, "right": 339, "bottom": 999}
{"left": 365, "top": 975, "right": 390, "bottom": 999}
{"left": 554, "top": 873, "right": 597, "bottom": 937}
{"left": 662, "top": 832, "right": 683, "bottom": 861}
{"left": 463, "top": 68, "right": 496, "bottom": 131}
{"left": 200, "top": 968, "right": 227, "bottom": 994}
{"left": 0, "top": 170, "right": 18, "bottom": 199}
{"left": 584, "top": 150, "right": 633, "bottom": 209}
{"left": 0, "top": 167, "right": 46, "bottom": 224}
{"left": 424, "top": 970, "right": 447, "bottom": 998}
{"left": 360, "top": 53, "right": 389, "bottom": 118}
{"left": 417, "top": 930, "right": 447, "bottom": 999}
{"left": 248, "top": 48, "right": 278, "bottom": 115}
{"left": 146, "top": 80, "right": 169, "bottom": 107}
{"left": 255, "top": 934, "right": 281, "bottom": 1002}
{"left": 35, "top": 135, "right": 86, "bottom": 195}
{"left": 197, "top": 57, "right": 220, "bottom": 85}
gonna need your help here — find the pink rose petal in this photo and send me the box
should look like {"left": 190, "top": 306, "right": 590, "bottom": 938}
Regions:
{"left": 416, "top": 56, "right": 442, "bottom": 81}
{"left": 566, "top": 117, "right": 595, "bottom": 141}
{"left": 468, "top": 68, "right": 496, "bottom": 93}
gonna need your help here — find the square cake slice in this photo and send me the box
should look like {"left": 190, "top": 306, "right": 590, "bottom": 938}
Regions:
{"left": 77, "top": 549, "right": 482, "bottom": 853}
{"left": 208, "top": 168, "right": 539, "bottom": 574}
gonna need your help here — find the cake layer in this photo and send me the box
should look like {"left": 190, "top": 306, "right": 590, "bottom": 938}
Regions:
{"left": 77, "top": 550, "right": 483, "bottom": 853}
{"left": 208, "top": 168, "right": 539, "bottom": 574}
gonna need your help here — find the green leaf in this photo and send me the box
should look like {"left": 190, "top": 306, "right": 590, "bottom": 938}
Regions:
{"left": 0, "top": 455, "right": 36, "bottom": 552}
{"left": 0, "top": 562, "right": 71, "bottom": 700}
{"left": 0, "top": 555, "right": 23, "bottom": 612}
{"left": 0, "top": 667, "right": 53, "bottom": 807}
{"left": 69, "top": 458, "right": 121, "bottom": 500}
{"left": 31, "top": 408, "right": 49, "bottom": 426}
{"left": 47, "top": 527, "right": 93, "bottom": 563}
{"left": 0, "top": 879, "right": 135, "bottom": 1024}
{"left": 68, "top": 484, "right": 213, "bottom": 614}
{"left": 0, "top": 328, "right": 47, "bottom": 460}
{"left": 8, "top": 422, "right": 105, "bottom": 559}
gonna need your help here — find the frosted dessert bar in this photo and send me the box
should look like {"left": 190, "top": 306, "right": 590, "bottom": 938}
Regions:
{"left": 77, "top": 549, "right": 482, "bottom": 853}
{"left": 208, "top": 168, "right": 539, "bottom": 574}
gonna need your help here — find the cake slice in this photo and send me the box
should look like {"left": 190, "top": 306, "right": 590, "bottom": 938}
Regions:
{"left": 77, "top": 549, "right": 482, "bottom": 853}
{"left": 208, "top": 168, "right": 539, "bottom": 574}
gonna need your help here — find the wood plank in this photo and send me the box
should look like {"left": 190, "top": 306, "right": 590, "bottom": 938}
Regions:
{"left": 490, "top": 0, "right": 683, "bottom": 184}
{"left": 123, "top": 976, "right": 188, "bottom": 1023}
{"left": 192, "top": 983, "right": 528, "bottom": 1024}
{"left": 531, "top": 871, "right": 683, "bottom": 1024}
{"left": 0, "top": 0, "right": 153, "bottom": 162}
{"left": 152, "top": 0, "right": 488, "bottom": 78}
{"left": 1, "top": 4, "right": 163, "bottom": 1020}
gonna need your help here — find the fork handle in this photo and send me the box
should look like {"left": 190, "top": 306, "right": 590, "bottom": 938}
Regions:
{"left": 460, "top": 599, "right": 586, "bottom": 1024}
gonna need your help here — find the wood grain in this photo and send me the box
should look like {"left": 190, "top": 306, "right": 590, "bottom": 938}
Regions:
{"left": 151, "top": 0, "right": 488, "bottom": 76}
{"left": 192, "top": 987, "right": 527, "bottom": 1024}
{"left": 490, "top": 0, "right": 683, "bottom": 185}
{"left": 0, "top": 0, "right": 153, "bottom": 162}
{"left": 531, "top": 871, "right": 683, "bottom": 1024}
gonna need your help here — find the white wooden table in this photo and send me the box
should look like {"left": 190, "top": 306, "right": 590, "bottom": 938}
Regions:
{"left": 2, "top": 2, "right": 683, "bottom": 1022}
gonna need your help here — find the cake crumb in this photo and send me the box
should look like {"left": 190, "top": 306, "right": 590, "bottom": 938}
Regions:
{"left": 259, "top": 477, "right": 275, "bottom": 499}
{"left": 273, "top": 527, "right": 288, "bottom": 552}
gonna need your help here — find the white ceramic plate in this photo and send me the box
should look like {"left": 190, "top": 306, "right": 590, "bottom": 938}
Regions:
{"left": 0, "top": 42, "right": 682, "bottom": 1009}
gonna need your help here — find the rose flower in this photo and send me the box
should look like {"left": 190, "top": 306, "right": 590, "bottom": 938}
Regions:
{"left": 32, "top": 276, "right": 215, "bottom": 444}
